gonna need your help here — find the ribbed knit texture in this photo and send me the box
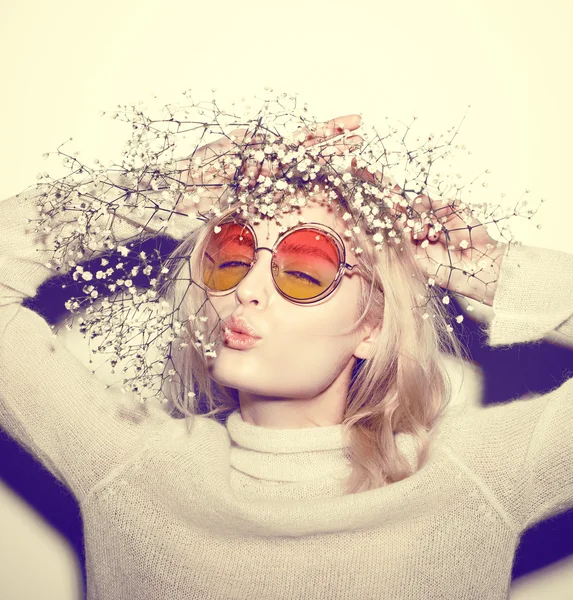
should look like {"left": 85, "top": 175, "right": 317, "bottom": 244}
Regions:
{"left": 1, "top": 183, "right": 572, "bottom": 600}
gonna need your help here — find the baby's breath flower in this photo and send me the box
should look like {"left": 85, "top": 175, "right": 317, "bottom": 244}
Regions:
{"left": 34, "top": 89, "right": 524, "bottom": 404}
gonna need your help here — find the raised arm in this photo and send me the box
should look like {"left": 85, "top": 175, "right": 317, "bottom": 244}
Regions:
{"left": 435, "top": 241, "right": 573, "bottom": 532}
{"left": 0, "top": 170, "right": 202, "bottom": 500}
{"left": 486, "top": 242, "right": 573, "bottom": 347}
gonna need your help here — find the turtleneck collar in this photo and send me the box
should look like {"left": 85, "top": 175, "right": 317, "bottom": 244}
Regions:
{"left": 225, "top": 409, "right": 352, "bottom": 483}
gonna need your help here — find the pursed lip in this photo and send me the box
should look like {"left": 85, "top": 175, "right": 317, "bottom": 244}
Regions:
{"left": 222, "top": 315, "right": 262, "bottom": 339}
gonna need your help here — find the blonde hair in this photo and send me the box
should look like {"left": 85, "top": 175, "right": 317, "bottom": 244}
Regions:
{"left": 158, "top": 173, "right": 469, "bottom": 495}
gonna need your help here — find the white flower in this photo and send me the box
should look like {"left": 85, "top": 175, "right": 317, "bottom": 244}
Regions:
{"left": 442, "top": 295, "right": 450, "bottom": 305}
{"left": 459, "top": 239, "right": 469, "bottom": 250}
{"left": 81, "top": 271, "right": 93, "bottom": 281}
{"left": 456, "top": 315, "right": 464, "bottom": 323}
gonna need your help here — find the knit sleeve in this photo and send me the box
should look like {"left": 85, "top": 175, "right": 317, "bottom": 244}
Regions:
{"left": 0, "top": 174, "right": 202, "bottom": 500}
{"left": 486, "top": 242, "right": 573, "bottom": 347}
{"left": 440, "top": 242, "right": 573, "bottom": 533}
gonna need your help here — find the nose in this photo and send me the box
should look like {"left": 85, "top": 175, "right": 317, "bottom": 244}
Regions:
{"left": 234, "top": 247, "right": 274, "bottom": 305}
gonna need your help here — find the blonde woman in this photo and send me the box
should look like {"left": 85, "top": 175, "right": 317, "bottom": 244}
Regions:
{"left": 0, "top": 111, "right": 572, "bottom": 600}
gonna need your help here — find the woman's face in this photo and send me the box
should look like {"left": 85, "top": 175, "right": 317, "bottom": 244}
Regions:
{"left": 203, "top": 195, "right": 380, "bottom": 427}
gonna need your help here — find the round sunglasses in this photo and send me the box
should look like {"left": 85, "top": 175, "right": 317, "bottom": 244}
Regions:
{"left": 199, "top": 217, "right": 366, "bottom": 304}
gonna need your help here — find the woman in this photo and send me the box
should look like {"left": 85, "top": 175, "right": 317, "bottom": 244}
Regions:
{"left": 0, "top": 110, "right": 571, "bottom": 600}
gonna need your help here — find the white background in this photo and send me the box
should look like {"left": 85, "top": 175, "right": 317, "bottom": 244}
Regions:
{"left": 1, "top": 0, "right": 572, "bottom": 598}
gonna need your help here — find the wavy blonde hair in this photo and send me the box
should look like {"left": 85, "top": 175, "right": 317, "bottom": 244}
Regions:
{"left": 158, "top": 173, "right": 469, "bottom": 495}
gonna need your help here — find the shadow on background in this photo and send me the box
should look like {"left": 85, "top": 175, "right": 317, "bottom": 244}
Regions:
{"left": 0, "top": 236, "right": 572, "bottom": 598}
{"left": 454, "top": 302, "right": 573, "bottom": 580}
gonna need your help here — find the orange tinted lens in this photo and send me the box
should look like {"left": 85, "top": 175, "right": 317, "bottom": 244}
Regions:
{"left": 273, "top": 229, "right": 340, "bottom": 300}
{"left": 201, "top": 222, "right": 255, "bottom": 291}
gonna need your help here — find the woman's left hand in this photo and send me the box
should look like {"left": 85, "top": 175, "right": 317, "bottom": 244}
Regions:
{"left": 349, "top": 157, "right": 508, "bottom": 306}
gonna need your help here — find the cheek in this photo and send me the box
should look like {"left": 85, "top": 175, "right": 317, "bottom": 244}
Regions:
{"left": 201, "top": 278, "right": 362, "bottom": 354}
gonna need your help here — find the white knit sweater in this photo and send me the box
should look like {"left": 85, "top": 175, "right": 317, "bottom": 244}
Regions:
{"left": 1, "top": 182, "right": 572, "bottom": 600}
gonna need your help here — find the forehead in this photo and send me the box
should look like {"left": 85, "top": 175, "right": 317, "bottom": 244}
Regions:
{"left": 243, "top": 192, "right": 348, "bottom": 243}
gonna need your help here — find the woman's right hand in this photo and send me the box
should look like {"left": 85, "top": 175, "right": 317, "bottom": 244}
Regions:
{"left": 173, "top": 115, "right": 364, "bottom": 214}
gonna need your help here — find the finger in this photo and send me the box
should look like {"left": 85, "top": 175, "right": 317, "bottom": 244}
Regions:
{"left": 176, "top": 127, "right": 251, "bottom": 172}
{"left": 227, "top": 130, "right": 268, "bottom": 188}
{"left": 299, "top": 115, "right": 362, "bottom": 148}
{"left": 412, "top": 222, "right": 430, "bottom": 241}
{"left": 226, "top": 127, "right": 261, "bottom": 147}
{"left": 241, "top": 158, "right": 268, "bottom": 188}
{"left": 314, "top": 135, "right": 364, "bottom": 161}
{"left": 349, "top": 156, "right": 399, "bottom": 190}
{"left": 427, "top": 226, "right": 443, "bottom": 243}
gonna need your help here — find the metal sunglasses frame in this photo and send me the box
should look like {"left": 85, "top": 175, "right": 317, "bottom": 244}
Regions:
{"left": 200, "top": 216, "right": 368, "bottom": 305}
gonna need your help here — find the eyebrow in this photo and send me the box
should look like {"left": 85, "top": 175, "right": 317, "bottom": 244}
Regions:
{"left": 279, "top": 239, "right": 340, "bottom": 268}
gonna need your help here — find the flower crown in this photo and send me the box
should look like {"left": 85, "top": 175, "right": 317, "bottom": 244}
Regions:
{"left": 29, "top": 88, "right": 540, "bottom": 405}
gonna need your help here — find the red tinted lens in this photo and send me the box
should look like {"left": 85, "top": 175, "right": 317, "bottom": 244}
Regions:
{"left": 273, "top": 229, "right": 341, "bottom": 300}
{"left": 201, "top": 222, "right": 255, "bottom": 291}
